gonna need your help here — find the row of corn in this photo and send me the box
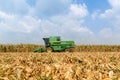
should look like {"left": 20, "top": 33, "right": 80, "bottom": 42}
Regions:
{"left": 0, "top": 44, "right": 120, "bottom": 52}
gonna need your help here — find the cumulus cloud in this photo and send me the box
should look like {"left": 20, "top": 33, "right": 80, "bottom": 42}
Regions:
{"left": 0, "top": 11, "right": 14, "bottom": 19}
{"left": 0, "top": 0, "right": 30, "bottom": 15}
{"left": 0, "top": 0, "right": 120, "bottom": 44}
{"left": 32, "top": 0, "right": 71, "bottom": 18}
{"left": 69, "top": 4, "right": 89, "bottom": 18}
{"left": 91, "top": 10, "right": 100, "bottom": 20}
{"left": 99, "top": 28, "right": 113, "bottom": 38}
{"left": 0, "top": 11, "right": 40, "bottom": 33}
{"left": 0, "top": 0, "right": 93, "bottom": 44}
{"left": 98, "top": 27, "right": 120, "bottom": 44}
{"left": 38, "top": 3, "right": 93, "bottom": 44}
{"left": 108, "top": 0, "right": 120, "bottom": 9}
{"left": 94, "top": 0, "right": 120, "bottom": 44}
{"left": 0, "top": 10, "right": 43, "bottom": 43}
{"left": 100, "top": 0, "right": 120, "bottom": 28}
{"left": 0, "top": 0, "right": 93, "bottom": 43}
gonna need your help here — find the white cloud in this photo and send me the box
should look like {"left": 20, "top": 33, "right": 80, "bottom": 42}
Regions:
{"left": 91, "top": 10, "right": 100, "bottom": 20}
{"left": 1, "top": 0, "right": 120, "bottom": 44}
{"left": 0, "top": 1, "right": 94, "bottom": 44}
{"left": 97, "top": 27, "right": 120, "bottom": 44}
{"left": 71, "top": 26, "right": 93, "bottom": 35}
{"left": 0, "top": 10, "right": 43, "bottom": 43}
{"left": 40, "top": 4, "right": 93, "bottom": 44}
{"left": 90, "top": 0, "right": 120, "bottom": 44}
{"left": 18, "top": 16, "right": 41, "bottom": 33}
{"left": 99, "top": 28, "right": 113, "bottom": 38}
{"left": 100, "top": 0, "right": 120, "bottom": 30}
{"left": 108, "top": 0, "right": 120, "bottom": 9}
{"left": 0, "top": 11, "right": 40, "bottom": 33}
{"left": 32, "top": 0, "right": 71, "bottom": 18}
{"left": 100, "top": 0, "right": 120, "bottom": 17}
{"left": 100, "top": 9, "right": 113, "bottom": 18}
{"left": 0, "top": 11, "right": 14, "bottom": 19}
{"left": 0, "top": 0, "right": 30, "bottom": 15}
{"left": 69, "top": 4, "right": 88, "bottom": 18}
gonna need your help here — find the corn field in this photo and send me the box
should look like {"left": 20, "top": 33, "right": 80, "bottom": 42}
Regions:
{"left": 0, "top": 44, "right": 120, "bottom": 52}
{"left": 0, "top": 52, "right": 120, "bottom": 80}
{"left": 0, "top": 44, "right": 42, "bottom": 52}
{"left": 0, "top": 44, "right": 120, "bottom": 80}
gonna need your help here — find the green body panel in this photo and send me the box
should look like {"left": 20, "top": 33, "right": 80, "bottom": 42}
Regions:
{"left": 49, "top": 36, "right": 61, "bottom": 42}
{"left": 49, "top": 37, "right": 75, "bottom": 51}
{"left": 50, "top": 41, "right": 75, "bottom": 51}
{"left": 33, "top": 36, "right": 75, "bottom": 52}
{"left": 52, "top": 46, "right": 63, "bottom": 51}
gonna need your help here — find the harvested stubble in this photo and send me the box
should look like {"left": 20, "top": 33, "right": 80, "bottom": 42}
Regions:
{"left": 0, "top": 52, "right": 120, "bottom": 80}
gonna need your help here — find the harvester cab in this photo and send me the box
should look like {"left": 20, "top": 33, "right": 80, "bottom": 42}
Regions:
{"left": 33, "top": 36, "right": 75, "bottom": 53}
{"left": 43, "top": 37, "right": 50, "bottom": 47}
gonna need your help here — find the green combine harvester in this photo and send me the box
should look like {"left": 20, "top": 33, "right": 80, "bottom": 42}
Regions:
{"left": 33, "top": 36, "right": 75, "bottom": 52}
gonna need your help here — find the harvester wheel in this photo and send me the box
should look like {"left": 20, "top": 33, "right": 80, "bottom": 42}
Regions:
{"left": 65, "top": 49, "right": 70, "bottom": 52}
{"left": 69, "top": 48, "right": 75, "bottom": 52}
{"left": 47, "top": 47, "right": 52, "bottom": 53}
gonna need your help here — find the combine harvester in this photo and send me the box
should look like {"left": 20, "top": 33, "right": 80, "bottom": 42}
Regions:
{"left": 33, "top": 36, "right": 75, "bottom": 52}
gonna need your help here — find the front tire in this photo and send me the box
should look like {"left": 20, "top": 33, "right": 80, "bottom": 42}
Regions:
{"left": 47, "top": 47, "right": 53, "bottom": 53}
{"left": 65, "top": 49, "right": 70, "bottom": 52}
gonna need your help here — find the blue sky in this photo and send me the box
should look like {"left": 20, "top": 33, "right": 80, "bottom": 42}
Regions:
{"left": 0, "top": 0, "right": 120, "bottom": 44}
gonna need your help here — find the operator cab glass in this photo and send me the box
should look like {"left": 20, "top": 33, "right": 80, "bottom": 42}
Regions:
{"left": 43, "top": 38, "right": 50, "bottom": 47}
